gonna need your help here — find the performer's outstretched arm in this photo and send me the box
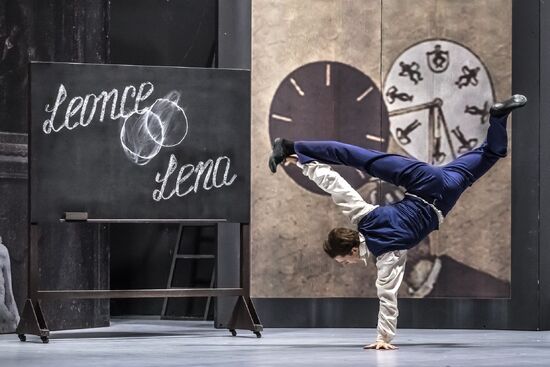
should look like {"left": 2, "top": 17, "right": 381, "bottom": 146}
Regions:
{"left": 297, "top": 159, "right": 378, "bottom": 223}
{"left": 366, "top": 250, "right": 407, "bottom": 350}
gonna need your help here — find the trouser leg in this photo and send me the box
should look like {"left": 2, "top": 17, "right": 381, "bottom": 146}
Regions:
{"left": 438, "top": 114, "right": 509, "bottom": 215}
{"left": 294, "top": 140, "right": 443, "bottom": 198}
{"left": 442, "top": 114, "right": 508, "bottom": 185}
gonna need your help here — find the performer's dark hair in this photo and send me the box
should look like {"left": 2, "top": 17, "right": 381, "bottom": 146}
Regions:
{"left": 323, "top": 227, "right": 360, "bottom": 258}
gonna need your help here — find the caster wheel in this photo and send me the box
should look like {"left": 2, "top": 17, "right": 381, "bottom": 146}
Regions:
{"left": 40, "top": 336, "right": 49, "bottom": 344}
{"left": 230, "top": 329, "right": 237, "bottom": 336}
{"left": 18, "top": 334, "right": 26, "bottom": 342}
{"left": 254, "top": 331, "right": 262, "bottom": 338}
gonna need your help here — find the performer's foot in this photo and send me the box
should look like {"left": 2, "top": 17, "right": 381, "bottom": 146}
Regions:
{"left": 490, "top": 94, "right": 527, "bottom": 117}
{"left": 268, "top": 138, "right": 295, "bottom": 173}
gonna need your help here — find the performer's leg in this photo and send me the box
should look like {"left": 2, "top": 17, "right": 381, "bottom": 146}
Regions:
{"left": 442, "top": 114, "right": 508, "bottom": 185}
{"left": 438, "top": 95, "right": 525, "bottom": 215}
{"left": 294, "top": 140, "right": 443, "bottom": 198}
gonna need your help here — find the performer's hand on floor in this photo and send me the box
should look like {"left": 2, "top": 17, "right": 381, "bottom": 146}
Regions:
{"left": 283, "top": 155, "right": 298, "bottom": 166}
{"left": 363, "top": 341, "right": 398, "bottom": 350}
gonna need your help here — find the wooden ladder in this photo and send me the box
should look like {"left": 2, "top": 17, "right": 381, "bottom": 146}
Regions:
{"left": 161, "top": 225, "right": 216, "bottom": 320}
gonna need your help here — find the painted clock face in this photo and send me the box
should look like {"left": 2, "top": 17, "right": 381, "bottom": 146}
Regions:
{"left": 384, "top": 39, "right": 495, "bottom": 165}
{"left": 269, "top": 61, "right": 390, "bottom": 195}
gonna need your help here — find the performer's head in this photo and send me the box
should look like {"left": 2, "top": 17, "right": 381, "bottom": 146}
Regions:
{"left": 323, "top": 227, "right": 362, "bottom": 265}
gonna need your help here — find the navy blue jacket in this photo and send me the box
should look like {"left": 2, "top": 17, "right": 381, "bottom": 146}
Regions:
{"left": 358, "top": 196, "right": 440, "bottom": 257}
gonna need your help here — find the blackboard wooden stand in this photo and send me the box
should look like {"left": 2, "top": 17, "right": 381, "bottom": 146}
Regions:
{"left": 16, "top": 218, "right": 262, "bottom": 343}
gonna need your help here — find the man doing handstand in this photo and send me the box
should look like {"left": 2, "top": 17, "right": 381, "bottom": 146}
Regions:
{"left": 268, "top": 95, "right": 527, "bottom": 350}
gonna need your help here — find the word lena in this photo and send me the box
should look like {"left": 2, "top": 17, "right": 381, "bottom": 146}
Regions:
{"left": 42, "top": 82, "right": 155, "bottom": 134}
{"left": 153, "top": 154, "right": 237, "bottom": 201}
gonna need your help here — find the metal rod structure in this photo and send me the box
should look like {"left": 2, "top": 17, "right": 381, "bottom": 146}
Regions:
{"left": 60, "top": 218, "right": 228, "bottom": 224}
{"left": 37, "top": 288, "right": 244, "bottom": 300}
{"left": 17, "top": 221, "right": 263, "bottom": 342}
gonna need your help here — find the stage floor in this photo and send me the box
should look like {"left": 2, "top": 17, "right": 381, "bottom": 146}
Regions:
{"left": 1, "top": 319, "right": 549, "bottom": 366}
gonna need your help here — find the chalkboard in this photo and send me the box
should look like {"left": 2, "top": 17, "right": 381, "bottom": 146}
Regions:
{"left": 30, "top": 62, "right": 250, "bottom": 223}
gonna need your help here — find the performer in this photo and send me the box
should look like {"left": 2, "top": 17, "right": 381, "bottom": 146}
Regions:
{"left": 268, "top": 95, "right": 527, "bottom": 350}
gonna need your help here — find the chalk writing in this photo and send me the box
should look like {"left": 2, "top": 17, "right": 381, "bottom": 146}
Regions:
{"left": 43, "top": 82, "right": 154, "bottom": 134}
{"left": 153, "top": 154, "right": 237, "bottom": 201}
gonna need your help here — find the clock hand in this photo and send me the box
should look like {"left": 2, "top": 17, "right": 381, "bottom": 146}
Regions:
{"left": 432, "top": 137, "right": 446, "bottom": 163}
{"left": 389, "top": 99, "right": 457, "bottom": 163}
{"left": 435, "top": 105, "right": 457, "bottom": 160}
{"left": 388, "top": 98, "right": 443, "bottom": 117}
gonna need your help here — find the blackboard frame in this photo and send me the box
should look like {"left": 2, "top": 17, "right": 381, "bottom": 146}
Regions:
{"left": 28, "top": 61, "right": 251, "bottom": 224}
{"left": 17, "top": 61, "right": 261, "bottom": 342}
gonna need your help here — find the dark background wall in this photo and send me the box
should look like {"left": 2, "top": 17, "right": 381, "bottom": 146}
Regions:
{"left": 107, "top": 0, "right": 218, "bottom": 318}
{"left": 0, "top": 0, "right": 111, "bottom": 330}
{"left": 540, "top": 0, "right": 550, "bottom": 331}
{"left": 109, "top": 0, "right": 216, "bottom": 67}
{"left": 0, "top": 0, "right": 220, "bottom": 329}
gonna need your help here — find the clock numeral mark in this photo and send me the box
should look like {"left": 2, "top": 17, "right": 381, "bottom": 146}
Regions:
{"left": 464, "top": 101, "right": 490, "bottom": 124}
{"left": 396, "top": 119, "right": 421, "bottom": 145}
{"left": 386, "top": 85, "right": 414, "bottom": 104}
{"left": 451, "top": 126, "right": 478, "bottom": 153}
{"left": 326, "top": 64, "right": 331, "bottom": 87}
{"left": 398, "top": 61, "right": 423, "bottom": 84}
{"left": 455, "top": 65, "right": 480, "bottom": 89}
{"left": 365, "top": 134, "right": 385, "bottom": 143}
{"left": 426, "top": 44, "right": 450, "bottom": 73}
{"left": 289, "top": 78, "right": 305, "bottom": 96}
{"left": 271, "top": 114, "right": 293, "bottom": 123}
{"left": 356, "top": 86, "right": 373, "bottom": 102}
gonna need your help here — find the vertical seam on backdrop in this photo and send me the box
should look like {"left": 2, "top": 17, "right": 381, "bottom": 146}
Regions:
{"left": 379, "top": 0, "right": 383, "bottom": 205}
{"left": 104, "top": 0, "right": 111, "bottom": 63}
{"left": 538, "top": 0, "right": 542, "bottom": 331}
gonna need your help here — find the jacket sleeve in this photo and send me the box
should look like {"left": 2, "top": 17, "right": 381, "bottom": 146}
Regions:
{"left": 375, "top": 250, "right": 407, "bottom": 344}
{"left": 299, "top": 161, "right": 378, "bottom": 224}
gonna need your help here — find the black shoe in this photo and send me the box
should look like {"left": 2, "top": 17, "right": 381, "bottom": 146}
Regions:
{"left": 268, "top": 138, "right": 295, "bottom": 173}
{"left": 490, "top": 94, "right": 527, "bottom": 118}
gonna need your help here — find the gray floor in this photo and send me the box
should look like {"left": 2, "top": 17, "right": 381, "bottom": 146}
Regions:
{"left": 1, "top": 319, "right": 550, "bottom": 367}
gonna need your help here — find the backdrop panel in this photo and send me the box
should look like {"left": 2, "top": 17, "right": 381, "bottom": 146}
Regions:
{"left": 251, "top": 0, "right": 511, "bottom": 299}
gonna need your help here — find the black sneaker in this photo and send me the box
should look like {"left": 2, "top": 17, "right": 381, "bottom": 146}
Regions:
{"left": 268, "top": 138, "right": 294, "bottom": 173}
{"left": 490, "top": 94, "right": 527, "bottom": 118}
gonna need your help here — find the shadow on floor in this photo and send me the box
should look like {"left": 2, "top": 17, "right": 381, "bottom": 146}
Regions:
{"left": 396, "top": 343, "right": 471, "bottom": 348}
{"left": 50, "top": 331, "right": 203, "bottom": 339}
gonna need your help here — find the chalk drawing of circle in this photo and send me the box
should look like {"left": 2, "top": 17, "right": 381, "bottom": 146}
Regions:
{"left": 120, "top": 109, "right": 164, "bottom": 166}
{"left": 145, "top": 97, "right": 189, "bottom": 148}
